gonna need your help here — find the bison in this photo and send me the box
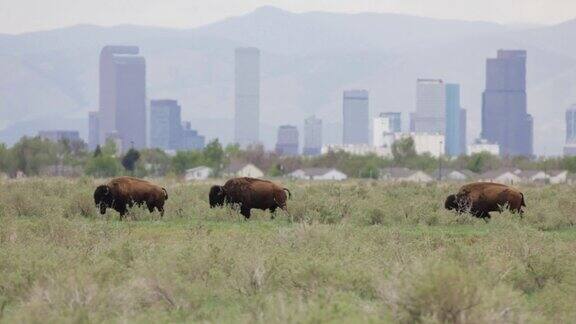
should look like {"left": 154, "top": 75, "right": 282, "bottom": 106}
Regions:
{"left": 94, "top": 176, "right": 168, "bottom": 219}
{"left": 445, "top": 182, "right": 526, "bottom": 219}
{"left": 209, "top": 177, "right": 291, "bottom": 219}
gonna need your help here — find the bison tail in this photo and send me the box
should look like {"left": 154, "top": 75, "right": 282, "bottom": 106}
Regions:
{"left": 162, "top": 187, "right": 168, "bottom": 200}
{"left": 521, "top": 193, "right": 526, "bottom": 207}
{"left": 283, "top": 188, "right": 292, "bottom": 199}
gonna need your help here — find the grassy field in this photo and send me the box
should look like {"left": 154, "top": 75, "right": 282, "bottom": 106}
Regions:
{"left": 1, "top": 178, "right": 576, "bottom": 323}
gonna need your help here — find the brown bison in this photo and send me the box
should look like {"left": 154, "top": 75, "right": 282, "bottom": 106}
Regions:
{"left": 445, "top": 182, "right": 526, "bottom": 219}
{"left": 209, "top": 177, "right": 291, "bottom": 219}
{"left": 94, "top": 176, "right": 168, "bottom": 219}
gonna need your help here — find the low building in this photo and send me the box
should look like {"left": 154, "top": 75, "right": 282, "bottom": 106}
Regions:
{"left": 224, "top": 162, "right": 264, "bottom": 178}
{"left": 432, "top": 169, "right": 477, "bottom": 181}
{"left": 289, "top": 168, "right": 347, "bottom": 181}
{"left": 478, "top": 169, "right": 522, "bottom": 184}
{"left": 185, "top": 166, "right": 213, "bottom": 181}
{"left": 380, "top": 167, "right": 433, "bottom": 183}
{"left": 518, "top": 170, "right": 549, "bottom": 183}
{"left": 549, "top": 170, "right": 568, "bottom": 184}
{"left": 468, "top": 138, "right": 500, "bottom": 155}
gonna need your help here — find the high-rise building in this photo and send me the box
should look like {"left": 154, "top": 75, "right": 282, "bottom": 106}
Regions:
{"left": 275, "top": 125, "right": 299, "bottom": 156}
{"left": 413, "top": 79, "right": 446, "bottom": 134}
{"left": 99, "top": 45, "right": 146, "bottom": 151}
{"left": 234, "top": 47, "right": 260, "bottom": 148}
{"left": 459, "top": 109, "right": 467, "bottom": 155}
{"left": 343, "top": 90, "right": 369, "bottom": 144}
{"left": 150, "top": 100, "right": 182, "bottom": 150}
{"left": 303, "top": 115, "right": 322, "bottom": 156}
{"left": 380, "top": 112, "right": 401, "bottom": 133}
{"left": 445, "top": 84, "right": 467, "bottom": 156}
{"left": 373, "top": 113, "right": 397, "bottom": 148}
{"left": 181, "top": 122, "right": 205, "bottom": 151}
{"left": 481, "top": 50, "right": 533, "bottom": 156}
{"left": 88, "top": 111, "right": 100, "bottom": 151}
{"left": 564, "top": 105, "right": 576, "bottom": 156}
{"left": 38, "top": 130, "right": 81, "bottom": 143}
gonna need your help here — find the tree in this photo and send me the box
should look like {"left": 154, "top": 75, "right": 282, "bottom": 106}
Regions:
{"left": 135, "top": 149, "right": 172, "bottom": 177}
{"left": 392, "top": 137, "right": 417, "bottom": 165}
{"left": 10, "top": 136, "right": 59, "bottom": 175}
{"left": 466, "top": 152, "right": 500, "bottom": 173}
{"left": 121, "top": 148, "right": 141, "bottom": 173}
{"left": 85, "top": 155, "right": 121, "bottom": 177}
{"left": 171, "top": 150, "right": 205, "bottom": 175}
{"left": 203, "top": 139, "right": 224, "bottom": 168}
{"left": 93, "top": 145, "right": 102, "bottom": 157}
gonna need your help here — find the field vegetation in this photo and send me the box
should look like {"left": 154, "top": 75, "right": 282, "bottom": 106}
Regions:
{"left": 1, "top": 178, "right": 576, "bottom": 323}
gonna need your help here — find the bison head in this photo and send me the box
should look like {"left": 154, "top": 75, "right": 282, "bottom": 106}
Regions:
{"left": 445, "top": 194, "right": 470, "bottom": 213}
{"left": 444, "top": 194, "right": 458, "bottom": 210}
{"left": 209, "top": 185, "right": 226, "bottom": 208}
{"left": 94, "top": 185, "right": 113, "bottom": 214}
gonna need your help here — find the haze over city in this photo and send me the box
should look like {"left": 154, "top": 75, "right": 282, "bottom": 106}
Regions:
{"left": 1, "top": 0, "right": 576, "bottom": 156}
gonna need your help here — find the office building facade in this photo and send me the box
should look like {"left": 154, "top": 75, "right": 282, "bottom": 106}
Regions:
{"left": 303, "top": 115, "right": 322, "bottom": 156}
{"left": 275, "top": 125, "right": 299, "bottom": 156}
{"left": 234, "top": 47, "right": 260, "bottom": 148}
{"left": 445, "top": 84, "right": 467, "bottom": 156}
{"left": 413, "top": 79, "right": 446, "bottom": 134}
{"left": 343, "top": 90, "right": 369, "bottom": 144}
{"left": 481, "top": 50, "right": 533, "bottom": 156}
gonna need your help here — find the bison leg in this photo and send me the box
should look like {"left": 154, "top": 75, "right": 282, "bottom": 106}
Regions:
{"left": 240, "top": 206, "right": 251, "bottom": 219}
{"left": 269, "top": 206, "right": 277, "bottom": 219}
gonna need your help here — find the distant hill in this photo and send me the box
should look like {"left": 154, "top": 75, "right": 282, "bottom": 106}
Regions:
{"left": 0, "top": 6, "right": 575, "bottom": 154}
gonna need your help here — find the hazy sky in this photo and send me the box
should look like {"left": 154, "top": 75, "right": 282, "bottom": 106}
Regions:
{"left": 1, "top": 0, "right": 575, "bottom": 34}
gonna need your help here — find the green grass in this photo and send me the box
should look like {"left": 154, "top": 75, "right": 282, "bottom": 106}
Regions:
{"left": 1, "top": 178, "right": 576, "bottom": 323}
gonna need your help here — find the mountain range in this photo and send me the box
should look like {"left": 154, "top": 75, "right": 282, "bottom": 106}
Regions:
{"left": 0, "top": 6, "right": 575, "bottom": 154}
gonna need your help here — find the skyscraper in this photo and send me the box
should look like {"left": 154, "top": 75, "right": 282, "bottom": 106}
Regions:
{"left": 150, "top": 100, "right": 182, "bottom": 150}
{"left": 234, "top": 47, "right": 260, "bottom": 148}
{"left": 481, "top": 50, "right": 533, "bottom": 156}
{"left": 413, "top": 79, "right": 446, "bottom": 134}
{"left": 275, "top": 125, "right": 299, "bottom": 156}
{"left": 88, "top": 111, "right": 100, "bottom": 151}
{"left": 303, "top": 115, "right": 322, "bottom": 156}
{"left": 181, "top": 121, "right": 205, "bottom": 151}
{"left": 445, "top": 84, "right": 467, "bottom": 156}
{"left": 564, "top": 105, "right": 576, "bottom": 156}
{"left": 99, "top": 45, "right": 146, "bottom": 151}
{"left": 343, "top": 90, "right": 369, "bottom": 144}
{"left": 380, "top": 112, "right": 401, "bottom": 133}
{"left": 373, "top": 113, "right": 396, "bottom": 148}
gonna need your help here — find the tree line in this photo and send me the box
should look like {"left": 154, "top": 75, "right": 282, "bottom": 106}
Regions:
{"left": 0, "top": 136, "right": 575, "bottom": 178}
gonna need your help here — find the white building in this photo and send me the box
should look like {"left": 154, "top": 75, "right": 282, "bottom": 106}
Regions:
{"left": 234, "top": 47, "right": 260, "bottom": 148}
{"left": 518, "top": 170, "right": 549, "bottom": 183}
{"left": 469, "top": 138, "right": 500, "bottom": 155}
{"left": 394, "top": 133, "right": 445, "bottom": 157}
{"left": 479, "top": 170, "right": 522, "bottom": 184}
{"left": 549, "top": 170, "right": 568, "bottom": 184}
{"left": 322, "top": 144, "right": 391, "bottom": 158}
{"left": 380, "top": 168, "right": 433, "bottom": 183}
{"left": 413, "top": 79, "right": 446, "bottom": 134}
{"left": 372, "top": 113, "right": 400, "bottom": 147}
{"left": 185, "top": 166, "right": 213, "bottom": 181}
{"left": 289, "top": 168, "right": 347, "bottom": 181}
{"left": 224, "top": 162, "right": 264, "bottom": 178}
